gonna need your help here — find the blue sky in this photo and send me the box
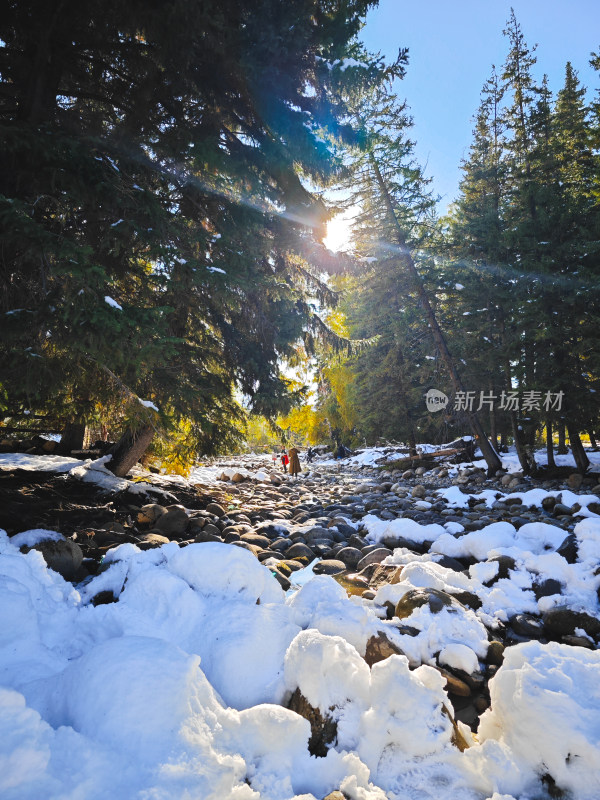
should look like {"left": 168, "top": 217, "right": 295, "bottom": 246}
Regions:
{"left": 359, "top": 0, "right": 600, "bottom": 213}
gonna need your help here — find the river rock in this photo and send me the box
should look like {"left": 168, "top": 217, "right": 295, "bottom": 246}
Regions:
{"left": 312, "top": 559, "right": 347, "bottom": 575}
{"left": 137, "top": 503, "right": 167, "bottom": 525}
{"left": 206, "top": 502, "right": 226, "bottom": 517}
{"left": 138, "top": 532, "right": 171, "bottom": 548}
{"left": 486, "top": 640, "right": 504, "bottom": 666}
{"left": 286, "top": 688, "right": 336, "bottom": 757}
{"left": 566, "top": 473, "right": 583, "bottom": 490}
{"left": 395, "top": 587, "right": 457, "bottom": 618}
{"left": 33, "top": 538, "right": 83, "bottom": 580}
{"left": 556, "top": 533, "right": 578, "bottom": 563}
{"left": 356, "top": 547, "right": 392, "bottom": 571}
{"left": 510, "top": 613, "right": 545, "bottom": 638}
{"left": 364, "top": 631, "right": 406, "bottom": 666}
{"left": 411, "top": 485, "right": 426, "bottom": 498}
{"left": 533, "top": 578, "right": 562, "bottom": 599}
{"left": 543, "top": 606, "right": 600, "bottom": 638}
{"left": 336, "top": 546, "right": 363, "bottom": 569}
{"left": 154, "top": 505, "right": 189, "bottom": 536}
{"left": 285, "top": 542, "right": 316, "bottom": 561}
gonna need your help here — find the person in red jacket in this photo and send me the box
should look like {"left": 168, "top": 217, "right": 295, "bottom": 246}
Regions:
{"left": 281, "top": 448, "right": 289, "bottom": 473}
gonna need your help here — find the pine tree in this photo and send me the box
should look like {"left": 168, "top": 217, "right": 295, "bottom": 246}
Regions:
{"left": 0, "top": 0, "right": 381, "bottom": 464}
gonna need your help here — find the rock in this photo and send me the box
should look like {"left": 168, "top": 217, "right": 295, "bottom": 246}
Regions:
{"left": 433, "top": 555, "right": 468, "bottom": 573}
{"left": 562, "top": 634, "right": 595, "bottom": 649}
{"left": 206, "top": 502, "right": 226, "bottom": 517}
{"left": 566, "top": 473, "right": 583, "bottom": 490}
{"left": 448, "top": 590, "right": 482, "bottom": 610}
{"left": 285, "top": 542, "right": 316, "bottom": 561}
{"left": 286, "top": 688, "right": 336, "bottom": 757}
{"left": 411, "top": 485, "right": 426, "bottom": 498}
{"left": 364, "top": 563, "right": 403, "bottom": 589}
{"left": 335, "top": 547, "right": 363, "bottom": 569}
{"left": 402, "top": 469, "right": 414, "bottom": 479}
{"left": 138, "top": 533, "right": 171, "bottom": 548}
{"left": 533, "top": 578, "right": 562, "bottom": 600}
{"left": 154, "top": 505, "right": 189, "bottom": 536}
{"left": 510, "top": 613, "right": 545, "bottom": 638}
{"left": 137, "top": 503, "right": 167, "bottom": 525}
{"left": 240, "top": 533, "right": 272, "bottom": 549}
{"left": 395, "top": 588, "right": 457, "bottom": 618}
{"left": 270, "top": 568, "right": 291, "bottom": 591}
{"left": 500, "top": 474, "right": 513, "bottom": 486}
{"left": 553, "top": 503, "right": 573, "bottom": 517}
{"left": 202, "top": 523, "right": 222, "bottom": 538}
{"left": 543, "top": 606, "right": 600, "bottom": 639}
{"left": 364, "top": 631, "right": 405, "bottom": 667}
{"left": 323, "top": 791, "right": 346, "bottom": 800}
{"left": 485, "top": 555, "right": 516, "bottom": 583}
{"left": 231, "top": 472, "right": 246, "bottom": 483}
{"left": 33, "top": 538, "right": 83, "bottom": 580}
{"left": 587, "top": 501, "right": 600, "bottom": 515}
{"left": 90, "top": 590, "right": 117, "bottom": 606}
{"left": 356, "top": 547, "right": 392, "bottom": 571}
{"left": 486, "top": 641, "right": 504, "bottom": 666}
{"left": 437, "top": 667, "right": 471, "bottom": 697}
{"left": 556, "top": 533, "right": 578, "bottom": 563}
{"left": 312, "top": 559, "right": 347, "bottom": 575}
{"left": 194, "top": 529, "right": 222, "bottom": 543}
{"left": 541, "top": 495, "right": 557, "bottom": 511}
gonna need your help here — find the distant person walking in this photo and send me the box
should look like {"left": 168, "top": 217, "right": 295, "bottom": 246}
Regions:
{"left": 307, "top": 446, "right": 314, "bottom": 463}
{"left": 280, "top": 448, "right": 289, "bottom": 473}
{"left": 289, "top": 446, "right": 301, "bottom": 477}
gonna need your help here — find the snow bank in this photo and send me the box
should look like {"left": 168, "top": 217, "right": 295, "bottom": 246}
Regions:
{"left": 466, "top": 641, "right": 600, "bottom": 799}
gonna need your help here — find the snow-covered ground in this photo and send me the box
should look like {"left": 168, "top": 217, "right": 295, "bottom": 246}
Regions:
{"left": 1, "top": 449, "right": 600, "bottom": 799}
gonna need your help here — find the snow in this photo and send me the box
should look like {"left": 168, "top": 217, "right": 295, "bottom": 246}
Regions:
{"left": 138, "top": 398, "right": 159, "bottom": 411}
{"left": 0, "top": 453, "right": 86, "bottom": 473}
{"left": 470, "top": 642, "right": 600, "bottom": 800}
{"left": 104, "top": 295, "right": 122, "bottom": 310}
{"left": 2, "top": 449, "right": 600, "bottom": 798}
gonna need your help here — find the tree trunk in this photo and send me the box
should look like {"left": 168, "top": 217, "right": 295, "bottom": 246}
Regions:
{"left": 567, "top": 425, "right": 590, "bottom": 473}
{"left": 58, "top": 421, "right": 87, "bottom": 455}
{"left": 588, "top": 430, "right": 598, "bottom": 450}
{"left": 557, "top": 421, "right": 568, "bottom": 454}
{"left": 408, "top": 427, "right": 417, "bottom": 458}
{"left": 489, "top": 401, "right": 498, "bottom": 451}
{"left": 108, "top": 425, "right": 154, "bottom": 477}
{"left": 546, "top": 421, "right": 555, "bottom": 469}
{"left": 369, "top": 155, "right": 502, "bottom": 474}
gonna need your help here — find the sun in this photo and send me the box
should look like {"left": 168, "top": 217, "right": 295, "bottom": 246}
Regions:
{"left": 323, "top": 208, "right": 355, "bottom": 252}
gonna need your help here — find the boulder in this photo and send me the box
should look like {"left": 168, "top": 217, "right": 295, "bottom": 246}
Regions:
{"left": 286, "top": 688, "right": 336, "bottom": 757}
{"left": 411, "top": 485, "right": 426, "bottom": 498}
{"left": 154, "top": 505, "right": 189, "bottom": 536}
{"left": 33, "top": 538, "right": 83, "bottom": 581}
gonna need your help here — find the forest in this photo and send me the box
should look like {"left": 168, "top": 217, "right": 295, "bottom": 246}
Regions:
{"left": 2, "top": 1, "right": 600, "bottom": 477}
